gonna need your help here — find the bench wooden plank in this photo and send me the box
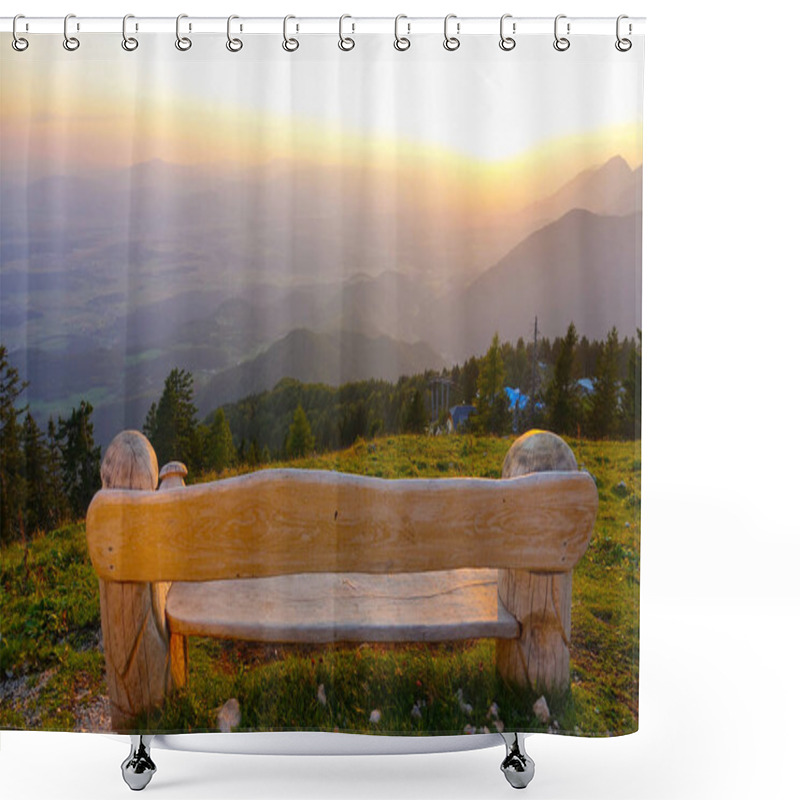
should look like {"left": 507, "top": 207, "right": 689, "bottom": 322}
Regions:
{"left": 86, "top": 469, "right": 598, "bottom": 582}
{"left": 165, "top": 569, "right": 520, "bottom": 643}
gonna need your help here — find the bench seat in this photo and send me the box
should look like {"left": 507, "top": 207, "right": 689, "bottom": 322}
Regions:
{"left": 166, "top": 568, "right": 520, "bottom": 644}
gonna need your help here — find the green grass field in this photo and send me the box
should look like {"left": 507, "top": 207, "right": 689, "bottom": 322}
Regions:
{"left": 0, "top": 434, "right": 640, "bottom": 737}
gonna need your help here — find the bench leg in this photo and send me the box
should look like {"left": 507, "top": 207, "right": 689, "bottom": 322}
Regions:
{"left": 169, "top": 632, "right": 188, "bottom": 689}
{"left": 496, "top": 570, "right": 572, "bottom": 693}
{"left": 500, "top": 733, "right": 535, "bottom": 789}
{"left": 121, "top": 735, "right": 156, "bottom": 791}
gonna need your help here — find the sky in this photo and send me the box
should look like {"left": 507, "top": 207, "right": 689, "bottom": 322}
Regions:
{"left": 1, "top": 31, "right": 643, "bottom": 210}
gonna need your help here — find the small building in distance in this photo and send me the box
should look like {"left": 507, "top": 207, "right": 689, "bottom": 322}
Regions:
{"left": 446, "top": 404, "right": 477, "bottom": 433}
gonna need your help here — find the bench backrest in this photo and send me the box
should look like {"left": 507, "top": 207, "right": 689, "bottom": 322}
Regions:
{"left": 86, "top": 467, "right": 598, "bottom": 582}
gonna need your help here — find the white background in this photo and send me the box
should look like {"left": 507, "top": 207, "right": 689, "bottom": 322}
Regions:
{"left": 2, "top": 1, "right": 799, "bottom": 798}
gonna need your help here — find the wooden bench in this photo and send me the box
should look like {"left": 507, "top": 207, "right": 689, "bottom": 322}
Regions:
{"left": 86, "top": 429, "right": 598, "bottom": 730}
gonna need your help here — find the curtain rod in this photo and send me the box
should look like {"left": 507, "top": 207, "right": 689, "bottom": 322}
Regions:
{"left": 1, "top": 16, "right": 646, "bottom": 36}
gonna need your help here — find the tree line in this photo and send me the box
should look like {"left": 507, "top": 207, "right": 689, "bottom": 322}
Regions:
{"left": 1, "top": 345, "right": 101, "bottom": 545}
{"left": 0, "top": 323, "right": 641, "bottom": 542}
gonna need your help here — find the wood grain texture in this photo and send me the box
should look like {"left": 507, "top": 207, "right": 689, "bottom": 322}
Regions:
{"left": 86, "top": 469, "right": 598, "bottom": 582}
{"left": 169, "top": 632, "right": 188, "bottom": 689}
{"left": 95, "top": 431, "right": 172, "bottom": 730}
{"left": 166, "top": 569, "right": 520, "bottom": 644}
{"left": 496, "top": 429, "right": 587, "bottom": 692}
{"left": 496, "top": 570, "right": 572, "bottom": 692}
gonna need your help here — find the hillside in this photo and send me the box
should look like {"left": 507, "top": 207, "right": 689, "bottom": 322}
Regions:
{"left": 196, "top": 328, "right": 445, "bottom": 414}
{"left": 429, "top": 209, "right": 642, "bottom": 359}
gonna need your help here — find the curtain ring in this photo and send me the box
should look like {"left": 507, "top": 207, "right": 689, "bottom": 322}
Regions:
{"left": 226, "top": 15, "right": 243, "bottom": 52}
{"left": 553, "top": 14, "right": 570, "bottom": 51}
{"left": 338, "top": 14, "right": 355, "bottom": 51}
{"left": 12, "top": 14, "right": 29, "bottom": 51}
{"left": 443, "top": 14, "right": 460, "bottom": 51}
{"left": 615, "top": 15, "right": 632, "bottom": 51}
{"left": 122, "top": 14, "right": 139, "bottom": 51}
{"left": 499, "top": 14, "right": 516, "bottom": 51}
{"left": 283, "top": 15, "right": 299, "bottom": 52}
{"left": 176, "top": 14, "right": 192, "bottom": 50}
{"left": 394, "top": 14, "right": 410, "bottom": 51}
{"left": 63, "top": 13, "right": 80, "bottom": 51}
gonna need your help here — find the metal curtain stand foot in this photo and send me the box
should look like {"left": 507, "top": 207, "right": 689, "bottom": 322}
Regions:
{"left": 117, "top": 732, "right": 534, "bottom": 790}
{"left": 500, "top": 733, "right": 535, "bottom": 789}
{"left": 121, "top": 735, "right": 156, "bottom": 791}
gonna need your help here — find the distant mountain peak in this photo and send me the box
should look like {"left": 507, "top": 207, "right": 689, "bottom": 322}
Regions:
{"left": 597, "top": 154, "right": 632, "bottom": 173}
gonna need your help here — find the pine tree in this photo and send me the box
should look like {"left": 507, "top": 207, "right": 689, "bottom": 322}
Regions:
{"left": 21, "top": 412, "right": 58, "bottom": 533}
{"left": 143, "top": 402, "right": 157, "bottom": 441}
{"left": 402, "top": 389, "right": 427, "bottom": 434}
{"left": 0, "top": 345, "right": 27, "bottom": 543}
{"left": 247, "top": 440, "right": 261, "bottom": 467}
{"left": 588, "top": 327, "right": 621, "bottom": 439}
{"left": 460, "top": 357, "right": 479, "bottom": 404}
{"left": 546, "top": 322, "right": 580, "bottom": 435}
{"left": 206, "top": 408, "right": 235, "bottom": 472}
{"left": 47, "top": 417, "right": 69, "bottom": 525}
{"left": 477, "top": 333, "right": 511, "bottom": 435}
{"left": 286, "top": 404, "right": 314, "bottom": 458}
{"left": 145, "top": 369, "right": 199, "bottom": 469}
{"left": 621, "top": 328, "right": 642, "bottom": 439}
{"left": 56, "top": 400, "right": 102, "bottom": 519}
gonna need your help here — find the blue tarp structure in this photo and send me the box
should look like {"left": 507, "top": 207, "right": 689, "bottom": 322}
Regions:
{"left": 504, "top": 387, "right": 529, "bottom": 411}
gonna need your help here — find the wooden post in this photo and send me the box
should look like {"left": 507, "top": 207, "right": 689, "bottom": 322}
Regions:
{"left": 96, "top": 431, "right": 170, "bottom": 730}
{"left": 158, "top": 461, "right": 189, "bottom": 690}
{"left": 496, "top": 430, "right": 582, "bottom": 693}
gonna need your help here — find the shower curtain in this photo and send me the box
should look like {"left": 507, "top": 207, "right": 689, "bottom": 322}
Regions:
{"left": 0, "top": 18, "right": 643, "bottom": 739}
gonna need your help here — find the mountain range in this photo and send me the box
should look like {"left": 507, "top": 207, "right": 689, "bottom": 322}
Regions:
{"left": 1, "top": 154, "right": 643, "bottom": 446}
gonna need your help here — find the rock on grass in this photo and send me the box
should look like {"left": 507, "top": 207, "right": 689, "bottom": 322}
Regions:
{"left": 533, "top": 696, "right": 550, "bottom": 725}
{"left": 217, "top": 698, "right": 241, "bottom": 732}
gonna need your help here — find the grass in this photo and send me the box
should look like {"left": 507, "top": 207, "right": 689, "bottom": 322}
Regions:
{"left": 0, "top": 523, "right": 105, "bottom": 730}
{"left": 0, "top": 433, "right": 640, "bottom": 737}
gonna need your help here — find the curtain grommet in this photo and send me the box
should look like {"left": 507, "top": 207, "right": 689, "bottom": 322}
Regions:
{"left": 226, "top": 15, "right": 243, "bottom": 52}
{"left": 176, "top": 14, "right": 192, "bottom": 51}
{"left": 12, "top": 14, "right": 29, "bottom": 51}
{"left": 394, "top": 15, "right": 411, "bottom": 51}
{"left": 282, "top": 15, "right": 299, "bottom": 52}
{"left": 63, "top": 13, "right": 80, "bottom": 51}
{"left": 499, "top": 14, "right": 516, "bottom": 51}
{"left": 443, "top": 14, "right": 460, "bottom": 51}
{"left": 615, "top": 15, "right": 632, "bottom": 51}
{"left": 553, "top": 14, "right": 570, "bottom": 51}
{"left": 121, "top": 14, "right": 139, "bottom": 52}
{"left": 338, "top": 14, "right": 355, "bottom": 51}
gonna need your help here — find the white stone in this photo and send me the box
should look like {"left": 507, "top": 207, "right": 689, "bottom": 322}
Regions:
{"left": 533, "top": 695, "right": 550, "bottom": 725}
{"left": 216, "top": 698, "right": 241, "bottom": 733}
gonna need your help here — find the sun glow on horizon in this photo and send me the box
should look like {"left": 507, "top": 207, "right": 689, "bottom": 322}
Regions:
{"left": 1, "top": 45, "right": 642, "bottom": 215}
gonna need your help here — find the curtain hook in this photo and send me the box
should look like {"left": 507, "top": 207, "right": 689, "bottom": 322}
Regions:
{"left": 175, "top": 14, "right": 192, "bottom": 50}
{"left": 443, "top": 13, "right": 460, "bottom": 51}
{"left": 338, "top": 14, "right": 355, "bottom": 51}
{"left": 394, "top": 14, "right": 410, "bottom": 51}
{"left": 12, "top": 14, "right": 29, "bottom": 51}
{"left": 122, "top": 14, "right": 139, "bottom": 51}
{"left": 499, "top": 13, "right": 516, "bottom": 51}
{"left": 227, "top": 15, "right": 243, "bottom": 52}
{"left": 615, "top": 15, "right": 632, "bottom": 51}
{"left": 63, "top": 13, "right": 80, "bottom": 51}
{"left": 283, "top": 15, "right": 299, "bottom": 52}
{"left": 553, "top": 14, "right": 570, "bottom": 51}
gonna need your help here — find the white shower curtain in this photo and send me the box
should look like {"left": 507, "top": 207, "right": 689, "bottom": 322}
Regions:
{"left": 1, "top": 17, "right": 643, "bottom": 740}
